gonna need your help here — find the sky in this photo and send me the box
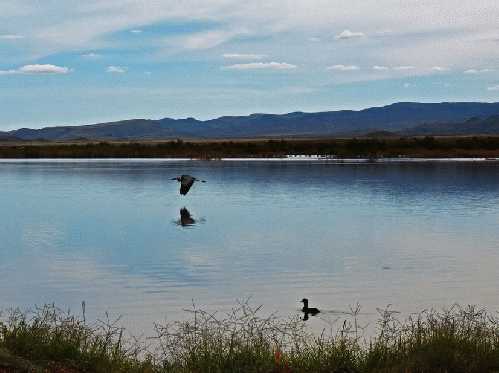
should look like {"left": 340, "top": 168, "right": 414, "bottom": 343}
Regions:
{"left": 1, "top": 0, "right": 499, "bottom": 130}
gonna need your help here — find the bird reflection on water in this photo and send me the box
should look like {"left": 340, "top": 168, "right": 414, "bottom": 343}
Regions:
{"left": 174, "top": 207, "right": 205, "bottom": 228}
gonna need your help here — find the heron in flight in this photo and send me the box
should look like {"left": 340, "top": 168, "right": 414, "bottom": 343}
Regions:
{"left": 172, "top": 174, "right": 206, "bottom": 195}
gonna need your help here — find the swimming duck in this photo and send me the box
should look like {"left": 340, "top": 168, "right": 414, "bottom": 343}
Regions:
{"left": 301, "top": 298, "right": 320, "bottom": 315}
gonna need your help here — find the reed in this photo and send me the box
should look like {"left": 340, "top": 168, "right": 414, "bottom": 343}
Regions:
{"left": 0, "top": 304, "right": 156, "bottom": 372}
{"left": 361, "top": 304, "right": 499, "bottom": 372}
{"left": 2, "top": 301, "right": 499, "bottom": 372}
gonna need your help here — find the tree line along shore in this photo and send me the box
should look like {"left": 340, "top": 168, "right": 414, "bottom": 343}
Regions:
{"left": 2, "top": 135, "right": 499, "bottom": 159}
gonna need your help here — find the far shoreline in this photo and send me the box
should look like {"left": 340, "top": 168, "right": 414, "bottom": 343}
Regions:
{"left": 2, "top": 135, "right": 499, "bottom": 159}
{"left": 1, "top": 157, "right": 499, "bottom": 163}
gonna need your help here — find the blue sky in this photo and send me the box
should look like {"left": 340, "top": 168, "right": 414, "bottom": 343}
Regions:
{"left": 1, "top": 0, "right": 499, "bottom": 130}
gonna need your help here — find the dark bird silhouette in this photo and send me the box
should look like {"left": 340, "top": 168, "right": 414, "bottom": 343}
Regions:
{"left": 179, "top": 207, "right": 196, "bottom": 226}
{"left": 301, "top": 298, "right": 320, "bottom": 320}
{"left": 172, "top": 174, "right": 206, "bottom": 195}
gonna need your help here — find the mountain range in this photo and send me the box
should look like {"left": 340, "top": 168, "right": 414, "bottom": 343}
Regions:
{"left": 3, "top": 102, "right": 499, "bottom": 142}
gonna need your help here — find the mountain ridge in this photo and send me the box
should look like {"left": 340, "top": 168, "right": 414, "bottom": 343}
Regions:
{"left": 3, "top": 102, "right": 499, "bottom": 142}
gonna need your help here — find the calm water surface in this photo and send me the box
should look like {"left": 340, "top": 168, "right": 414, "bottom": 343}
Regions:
{"left": 1, "top": 159, "right": 499, "bottom": 336}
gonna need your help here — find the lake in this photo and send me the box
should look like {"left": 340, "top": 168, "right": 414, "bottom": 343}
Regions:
{"left": 1, "top": 158, "right": 499, "bottom": 338}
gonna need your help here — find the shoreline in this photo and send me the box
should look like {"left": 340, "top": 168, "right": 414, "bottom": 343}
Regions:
{"left": 2, "top": 302, "right": 499, "bottom": 373}
{"left": 1, "top": 156, "right": 499, "bottom": 163}
{"left": 2, "top": 136, "right": 499, "bottom": 159}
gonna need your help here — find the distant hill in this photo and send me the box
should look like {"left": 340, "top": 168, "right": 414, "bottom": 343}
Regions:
{"left": 3, "top": 102, "right": 499, "bottom": 141}
{"left": 361, "top": 130, "right": 397, "bottom": 138}
{"left": 156, "top": 102, "right": 499, "bottom": 138}
{"left": 0, "top": 134, "right": 25, "bottom": 142}
{"left": 5, "top": 119, "right": 186, "bottom": 142}
{"left": 401, "top": 114, "right": 499, "bottom": 136}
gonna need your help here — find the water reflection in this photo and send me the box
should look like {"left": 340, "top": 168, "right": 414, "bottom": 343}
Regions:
{"left": 174, "top": 207, "right": 204, "bottom": 227}
{"left": 2, "top": 159, "right": 499, "bottom": 337}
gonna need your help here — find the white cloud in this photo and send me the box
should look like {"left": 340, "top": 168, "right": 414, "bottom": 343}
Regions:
{"left": 373, "top": 65, "right": 389, "bottom": 70}
{"left": 308, "top": 37, "right": 321, "bottom": 42}
{"left": 181, "top": 29, "right": 248, "bottom": 50}
{"left": 430, "top": 66, "right": 449, "bottom": 72}
{"left": 376, "top": 30, "right": 394, "bottom": 36}
{"left": 221, "top": 62, "right": 298, "bottom": 70}
{"left": 327, "top": 64, "right": 360, "bottom": 71}
{"left": 222, "top": 53, "right": 267, "bottom": 60}
{"left": 404, "top": 83, "right": 411, "bottom": 88}
{"left": 277, "top": 86, "right": 317, "bottom": 94}
{"left": 19, "top": 64, "right": 69, "bottom": 74}
{"left": 393, "top": 66, "right": 415, "bottom": 71}
{"left": 335, "top": 30, "right": 365, "bottom": 39}
{"left": 475, "top": 31, "right": 499, "bottom": 42}
{"left": 379, "top": 30, "right": 499, "bottom": 70}
{"left": 487, "top": 85, "right": 499, "bottom": 91}
{"left": 0, "top": 64, "right": 69, "bottom": 74}
{"left": 131, "top": 29, "right": 142, "bottom": 33}
{"left": 82, "top": 53, "right": 102, "bottom": 59}
{"left": 0, "top": 34, "right": 25, "bottom": 39}
{"left": 465, "top": 69, "right": 494, "bottom": 74}
{"left": 106, "top": 66, "right": 126, "bottom": 73}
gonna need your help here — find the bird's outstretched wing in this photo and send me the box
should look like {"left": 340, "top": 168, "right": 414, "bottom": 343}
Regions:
{"left": 173, "top": 175, "right": 205, "bottom": 195}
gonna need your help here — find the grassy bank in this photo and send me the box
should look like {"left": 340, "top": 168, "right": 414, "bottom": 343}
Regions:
{"left": 2, "top": 136, "right": 499, "bottom": 159}
{"left": 2, "top": 302, "right": 499, "bottom": 372}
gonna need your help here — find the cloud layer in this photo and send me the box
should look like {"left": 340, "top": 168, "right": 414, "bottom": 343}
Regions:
{"left": 0, "top": 34, "right": 25, "bottom": 39}
{"left": 106, "top": 66, "right": 126, "bottom": 73}
{"left": 222, "top": 53, "right": 267, "bottom": 60}
{"left": 1, "top": 0, "right": 499, "bottom": 129}
{"left": 327, "top": 65, "right": 360, "bottom": 71}
{"left": 335, "top": 30, "right": 365, "bottom": 39}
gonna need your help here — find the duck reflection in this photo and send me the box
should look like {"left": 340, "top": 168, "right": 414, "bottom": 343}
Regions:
{"left": 300, "top": 298, "right": 320, "bottom": 321}
{"left": 175, "top": 207, "right": 205, "bottom": 227}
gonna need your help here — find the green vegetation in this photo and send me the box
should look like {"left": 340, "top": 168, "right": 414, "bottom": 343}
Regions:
{"left": 0, "top": 304, "right": 155, "bottom": 372}
{"left": 2, "top": 136, "right": 499, "bottom": 158}
{"left": 2, "top": 301, "right": 499, "bottom": 372}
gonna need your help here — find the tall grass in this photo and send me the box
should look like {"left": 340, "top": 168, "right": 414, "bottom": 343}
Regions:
{"left": 152, "top": 299, "right": 309, "bottom": 372}
{"left": 0, "top": 304, "right": 155, "bottom": 372}
{"left": 2, "top": 301, "right": 499, "bottom": 372}
{"left": 363, "top": 304, "right": 499, "bottom": 372}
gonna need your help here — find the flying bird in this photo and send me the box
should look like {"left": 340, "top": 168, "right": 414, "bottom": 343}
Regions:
{"left": 172, "top": 174, "right": 206, "bottom": 195}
